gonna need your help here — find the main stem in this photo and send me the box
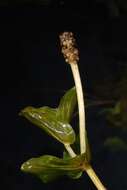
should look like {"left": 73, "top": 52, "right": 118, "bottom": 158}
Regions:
{"left": 69, "top": 63, "right": 107, "bottom": 190}
{"left": 70, "top": 62, "right": 86, "bottom": 154}
{"left": 64, "top": 144, "right": 107, "bottom": 190}
{"left": 60, "top": 32, "right": 106, "bottom": 190}
{"left": 85, "top": 165, "right": 107, "bottom": 190}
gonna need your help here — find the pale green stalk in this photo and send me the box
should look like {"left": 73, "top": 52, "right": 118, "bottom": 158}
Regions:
{"left": 64, "top": 144, "right": 76, "bottom": 157}
{"left": 60, "top": 31, "right": 107, "bottom": 190}
{"left": 70, "top": 62, "right": 86, "bottom": 154}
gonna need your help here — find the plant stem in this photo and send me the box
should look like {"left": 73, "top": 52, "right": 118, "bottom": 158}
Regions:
{"left": 84, "top": 165, "right": 107, "bottom": 190}
{"left": 70, "top": 63, "right": 86, "bottom": 154}
{"left": 59, "top": 32, "right": 86, "bottom": 154}
{"left": 64, "top": 144, "right": 76, "bottom": 157}
{"left": 64, "top": 144, "right": 107, "bottom": 190}
{"left": 65, "top": 62, "right": 107, "bottom": 189}
{"left": 60, "top": 32, "right": 106, "bottom": 190}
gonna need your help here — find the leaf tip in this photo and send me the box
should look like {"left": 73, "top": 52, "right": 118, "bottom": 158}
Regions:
{"left": 20, "top": 163, "right": 25, "bottom": 171}
{"left": 19, "top": 106, "right": 34, "bottom": 116}
{"left": 21, "top": 161, "right": 33, "bottom": 173}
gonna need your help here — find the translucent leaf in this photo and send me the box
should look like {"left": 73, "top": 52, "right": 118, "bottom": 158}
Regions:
{"left": 57, "top": 87, "right": 77, "bottom": 122}
{"left": 108, "top": 101, "right": 121, "bottom": 115}
{"left": 112, "top": 101, "right": 121, "bottom": 115}
{"left": 19, "top": 87, "right": 78, "bottom": 144}
{"left": 21, "top": 154, "right": 85, "bottom": 183}
{"left": 63, "top": 151, "right": 83, "bottom": 179}
{"left": 103, "top": 99, "right": 127, "bottom": 128}
{"left": 104, "top": 137, "right": 127, "bottom": 152}
{"left": 67, "top": 170, "right": 83, "bottom": 179}
{"left": 20, "top": 106, "right": 75, "bottom": 144}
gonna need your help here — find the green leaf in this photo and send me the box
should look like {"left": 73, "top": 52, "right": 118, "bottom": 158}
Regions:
{"left": 67, "top": 170, "right": 83, "bottom": 179}
{"left": 62, "top": 132, "right": 91, "bottom": 180}
{"left": 19, "top": 87, "right": 78, "bottom": 144}
{"left": 21, "top": 154, "right": 85, "bottom": 183}
{"left": 20, "top": 106, "right": 75, "bottom": 144}
{"left": 104, "top": 137, "right": 127, "bottom": 152}
{"left": 57, "top": 87, "right": 77, "bottom": 122}
{"left": 63, "top": 151, "right": 83, "bottom": 179}
{"left": 112, "top": 101, "right": 121, "bottom": 115}
{"left": 103, "top": 99, "right": 127, "bottom": 128}
{"left": 107, "top": 101, "right": 121, "bottom": 115}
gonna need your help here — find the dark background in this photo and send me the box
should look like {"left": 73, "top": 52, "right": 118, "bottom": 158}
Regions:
{"left": 1, "top": 0, "right": 127, "bottom": 189}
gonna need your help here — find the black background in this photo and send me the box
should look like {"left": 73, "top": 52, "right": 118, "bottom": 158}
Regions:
{"left": 1, "top": 1, "right": 127, "bottom": 190}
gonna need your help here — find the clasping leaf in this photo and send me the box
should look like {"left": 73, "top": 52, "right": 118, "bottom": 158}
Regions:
{"left": 57, "top": 87, "right": 77, "bottom": 122}
{"left": 21, "top": 154, "right": 85, "bottom": 183}
{"left": 20, "top": 87, "right": 77, "bottom": 145}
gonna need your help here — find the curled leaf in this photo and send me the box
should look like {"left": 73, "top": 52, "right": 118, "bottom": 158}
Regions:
{"left": 21, "top": 154, "right": 85, "bottom": 183}
{"left": 20, "top": 106, "right": 75, "bottom": 144}
{"left": 20, "top": 87, "right": 77, "bottom": 145}
{"left": 63, "top": 151, "right": 83, "bottom": 179}
{"left": 104, "top": 137, "right": 127, "bottom": 152}
{"left": 57, "top": 87, "right": 77, "bottom": 122}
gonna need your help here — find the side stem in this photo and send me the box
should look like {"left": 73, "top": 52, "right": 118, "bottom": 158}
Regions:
{"left": 64, "top": 144, "right": 76, "bottom": 157}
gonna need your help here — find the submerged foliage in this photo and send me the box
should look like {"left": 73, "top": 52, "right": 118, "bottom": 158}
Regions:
{"left": 21, "top": 154, "right": 86, "bottom": 183}
{"left": 20, "top": 87, "right": 90, "bottom": 182}
{"left": 20, "top": 87, "right": 76, "bottom": 145}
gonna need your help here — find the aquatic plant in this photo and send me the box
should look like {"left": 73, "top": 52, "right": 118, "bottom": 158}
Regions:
{"left": 20, "top": 32, "right": 106, "bottom": 190}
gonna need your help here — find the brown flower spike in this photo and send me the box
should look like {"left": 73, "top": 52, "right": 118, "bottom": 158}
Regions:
{"left": 59, "top": 32, "right": 79, "bottom": 64}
